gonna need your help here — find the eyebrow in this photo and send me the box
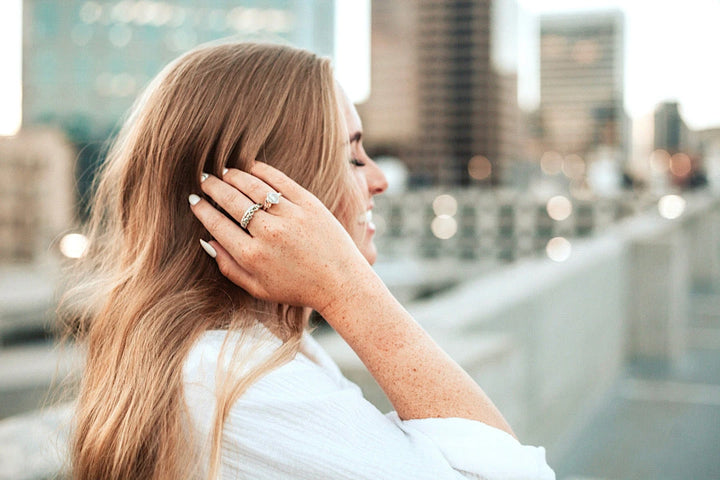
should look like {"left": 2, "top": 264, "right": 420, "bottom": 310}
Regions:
{"left": 349, "top": 132, "right": 362, "bottom": 144}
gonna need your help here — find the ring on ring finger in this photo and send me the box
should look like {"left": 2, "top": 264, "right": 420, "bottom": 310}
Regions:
{"left": 240, "top": 203, "right": 262, "bottom": 229}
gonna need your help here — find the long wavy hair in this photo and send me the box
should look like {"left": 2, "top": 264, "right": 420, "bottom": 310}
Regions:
{"left": 59, "top": 42, "right": 364, "bottom": 479}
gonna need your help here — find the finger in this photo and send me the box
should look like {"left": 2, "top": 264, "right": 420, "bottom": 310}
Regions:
{"left": 189, "top": 194, "right": 256, "bottom": 255}
{"left": 200, "top": 175, "right": 268, "bottom": 233}
{"left": 206, "top": 240, "right": 266, "bottom": 298}
{"left": 249, "top": 162, "right": 308, "bottom": 205}
{"left": 222, "top": 168, "right": 291, "bottom": 215}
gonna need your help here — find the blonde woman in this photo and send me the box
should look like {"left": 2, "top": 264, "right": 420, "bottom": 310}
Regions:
{"left": 62, "top": 42, "right": 554, "bottom": 479}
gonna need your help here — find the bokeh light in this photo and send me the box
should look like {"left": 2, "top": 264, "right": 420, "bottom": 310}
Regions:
{"left": 110, "top": 2, "right": 133, "bottom": 23}
{"left": 431, "top": 215, "right": 458, "bottom": 240}
{"left": 80, "top": 2, "right": 102, "bottom": 24}
{"left": 658, "top": 194, "right": 686, "bottom": 219}
{"left": 540, "top": 151, "right": 563, "bottom": 175}
{"left": 546, "top": 237, "right": 572, "bottom": 262}
{"left": 468, "top": 155, "right": 492, "bottom": 181}
{"left": 569, "top": 178, "right": 594, "bottom": 201}
{"left": 108, "top": 24, "right": 132, "bottom": 47}
{"left": 432, "top": 194, "right": 458, "bottom": 217}
{"left": 649, "top": 149, "right": 671, "bottom": 173}
{"left": 59, "top": 233, "right": 89, "bottom": 259}
{"left": 669, "top": 152, "right": 692, "bottom": 178}
{"left": 546, "top": 195, "right": 573, "bottom": 221}
{"left": 562, "top": 154, "right": 585, "bottom": 179}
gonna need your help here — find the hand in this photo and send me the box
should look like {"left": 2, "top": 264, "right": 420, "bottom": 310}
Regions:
{"left": 189, "top": 162, "right": 369, "bottom": 312}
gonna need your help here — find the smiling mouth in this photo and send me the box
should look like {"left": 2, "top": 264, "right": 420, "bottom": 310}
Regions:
{"left": 358, "top": 210, "right": 372, "bottom": 225}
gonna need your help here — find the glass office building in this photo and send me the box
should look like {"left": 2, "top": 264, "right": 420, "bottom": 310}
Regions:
{"left": 22, "top": 0, "right": 335, "bottom": 137}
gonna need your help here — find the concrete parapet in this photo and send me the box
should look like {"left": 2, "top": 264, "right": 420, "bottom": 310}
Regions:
{"left": 0, "top": 403, "right": 72, "bottom": 480}
{"left": 407, "top": 231, "right": 628, "bottom": 449}
{"left": 0, "top": 263, "right": 60, "bottom": 344}
{"left": 0, "top": 342, "right": 81, "bottom": 419}
{"left": 627, "top": 230, "right": 689, "bottom": 362}
{"left": 684, "top": 201, "right": 720, "bottom": 290}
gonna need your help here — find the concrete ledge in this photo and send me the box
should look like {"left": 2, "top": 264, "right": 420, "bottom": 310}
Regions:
{"left": 0, "top": 263, "right": 60, "bottom": 341}
{"left": 0, "top": 403, "right": 72, "bottom": 480}
{"left": 0, "top": 343, "right": 81, "bottom": 419}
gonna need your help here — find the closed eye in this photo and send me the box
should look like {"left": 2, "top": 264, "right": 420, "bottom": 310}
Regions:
{"left": 350, "top": 158, "right": 366, "bottom": 167}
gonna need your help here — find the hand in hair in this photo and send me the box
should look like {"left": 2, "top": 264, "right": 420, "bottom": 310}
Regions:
{"left": 189, "top": 162, "right": 369, "bottom": 315}
{"left": 189, "top": 162, "right": 516, "bottom": 437}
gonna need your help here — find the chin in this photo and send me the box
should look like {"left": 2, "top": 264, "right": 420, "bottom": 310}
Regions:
{"left": 361, "top": 243, "right": 378, "bottom": 265}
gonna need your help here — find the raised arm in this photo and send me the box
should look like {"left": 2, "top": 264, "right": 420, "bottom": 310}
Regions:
{"left": 189, "top": 162, "right": 515, "bottom": 437}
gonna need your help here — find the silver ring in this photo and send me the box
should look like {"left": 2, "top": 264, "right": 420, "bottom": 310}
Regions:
{"left": 263, "top": 191, "right": 282, "bottom": 211}
{"left": 240, "top": 203, "right": 262, "bottom": 229}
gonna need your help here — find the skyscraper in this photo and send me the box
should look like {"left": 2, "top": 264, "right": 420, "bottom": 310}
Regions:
{"left": 654, "top": 102, "right": 689, "bottom": 154}
{"left": 538, "top": 11, "right": 627, "bottom": 159}
{"left": 358, "top": 0, "right": 521, "bottom": 186}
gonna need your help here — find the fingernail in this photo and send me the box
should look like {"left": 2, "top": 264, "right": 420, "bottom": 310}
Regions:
{"left": 200, "top": 172, "right": 209, "bottom": 182}
{"left": 199, "top": 239, "right": 217, "bottom": 258}
{"left": 223, "top": 168, "right": 228, "bottom": 175}
{"left": 188, "top": 194, "right": 201, "bottom": 206}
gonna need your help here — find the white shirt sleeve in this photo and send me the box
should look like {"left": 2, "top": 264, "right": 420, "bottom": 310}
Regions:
{"left": 183, "top": 331, "right": 555, "bottom": 480}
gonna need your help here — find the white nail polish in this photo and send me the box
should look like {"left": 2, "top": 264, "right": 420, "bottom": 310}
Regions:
{"left": 188, "top": 194, "right": 201, "bottom": 205}
{"left": 200, "top": 172, "right": 209, "bottom": 182}
{"left": 199, "top": 239, "right": 217, "bottom": 258}
{"left": 223, "top": 168, "right": 229, "bottom": 175}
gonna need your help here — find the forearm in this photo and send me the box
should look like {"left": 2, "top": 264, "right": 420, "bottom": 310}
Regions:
{"left": 318, "top": 263, "right": 516, "bottom": 438}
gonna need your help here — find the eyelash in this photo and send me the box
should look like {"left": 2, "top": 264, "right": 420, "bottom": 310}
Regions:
{"left": 350, "top": 158, "right": 366, "bottom": 167}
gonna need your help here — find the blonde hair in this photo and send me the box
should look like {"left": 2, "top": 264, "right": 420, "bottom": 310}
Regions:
{"left": 60, "top": 42, "right": 364, "bottom": 479}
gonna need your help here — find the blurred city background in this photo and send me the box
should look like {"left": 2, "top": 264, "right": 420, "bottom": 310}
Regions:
{"left": 1, "top": 0, "right": 720, "bottom": 478}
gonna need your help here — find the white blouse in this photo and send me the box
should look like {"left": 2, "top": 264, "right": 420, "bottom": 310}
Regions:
{"left": 183, "top": 328, "right": 555, "bottom": 480}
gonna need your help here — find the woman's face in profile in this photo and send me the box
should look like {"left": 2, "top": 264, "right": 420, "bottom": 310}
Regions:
{"left": 337, "top": 87, "right": 389, "bottom": 266}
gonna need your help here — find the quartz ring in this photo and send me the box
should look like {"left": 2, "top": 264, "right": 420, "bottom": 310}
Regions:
{"left": 263, "top": 191, "right": 282, "bottom": 211}
{"left": 240, "top": 203, "right": 262, "bottom": 229}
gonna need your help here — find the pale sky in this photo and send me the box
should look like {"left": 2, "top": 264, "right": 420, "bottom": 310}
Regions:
{"left": 518, "top": 0, "right": 720, "bottom": 130}
{"left": 1, "top": 0, "right": 719, "bottom": 135}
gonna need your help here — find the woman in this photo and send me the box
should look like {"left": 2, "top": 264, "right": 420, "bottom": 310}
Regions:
{"left": 62, "top": 42, "right": 554, "bottom": 479}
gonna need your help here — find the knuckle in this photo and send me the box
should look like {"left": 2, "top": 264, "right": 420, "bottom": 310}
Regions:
{"left": 223, "top": 168, "right": 240, "bottom": 183}
{"left": 219, "top": 189, "right": 238, "bottom": 207}
{"left": 250, "top": 181, "right": 266, "bottom": 198}
{"left": 243, "top": 244, "right": 259, "bottom": 263}
{"left": 206, "top": 215, "right": 225, "bottom": 234}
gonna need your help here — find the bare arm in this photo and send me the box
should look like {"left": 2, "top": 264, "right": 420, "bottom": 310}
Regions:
{"left": 190, "top": 163, "right": 514, "bottom": 437}
{"left": 318, "top": 263, "right": 514, "bottom": 435}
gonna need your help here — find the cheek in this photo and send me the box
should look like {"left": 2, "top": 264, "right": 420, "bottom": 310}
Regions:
{"left": 353, "top": 169, "right": 368, "bottom": 193}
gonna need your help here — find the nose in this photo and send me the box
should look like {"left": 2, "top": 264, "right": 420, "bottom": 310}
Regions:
{"left": 366, "top": 159, "right": 388, "bottom": 196}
